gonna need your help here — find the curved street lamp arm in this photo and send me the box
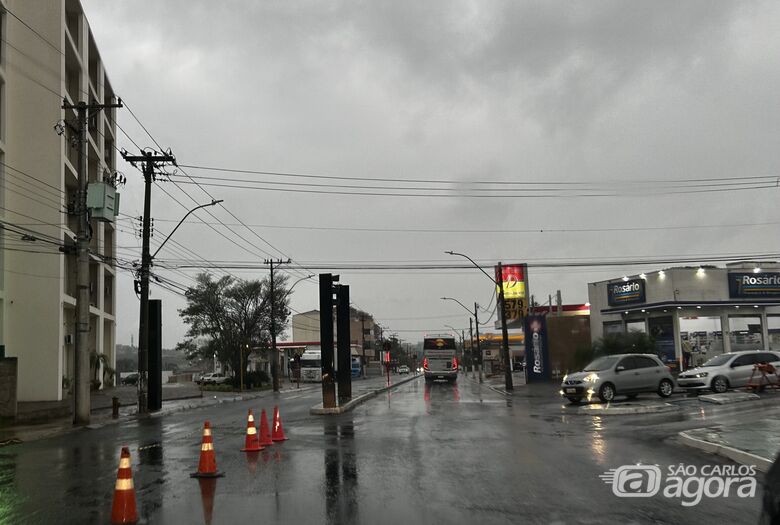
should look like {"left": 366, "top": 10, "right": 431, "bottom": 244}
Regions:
{"left": 151, "top": 199, "right": 223, "bottom": 260}
{"left": 445, "top": 251, "right": 496, "bottom": 284}
{"left": 440, "top": 296, "right": 474, "bottom": 316}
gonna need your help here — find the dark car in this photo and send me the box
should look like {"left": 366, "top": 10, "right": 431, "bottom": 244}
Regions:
{"left": 121, "top": 373, "right": 139, "bottom": 386}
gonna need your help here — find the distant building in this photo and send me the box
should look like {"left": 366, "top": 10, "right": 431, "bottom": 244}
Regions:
{"left": 291, "top": 309, "right": 379, "bottom": 361}
{"left": 1, "top": 0, "right": 118, "bottom": 401}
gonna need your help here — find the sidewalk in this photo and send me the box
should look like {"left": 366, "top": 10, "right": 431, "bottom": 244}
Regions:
{"left": 0, "top": 382, "right": 319, "bottom": 446}
{"left": 465, "top": 369, "right": 527, "bottom": 395}
{"left": 680, "top": 414, "right": 780, "bottom": 472}
{"left": 310, "top": 372, "right": 420, "bottom": 414}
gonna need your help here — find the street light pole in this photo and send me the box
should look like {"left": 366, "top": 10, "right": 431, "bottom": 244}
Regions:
{"left": 445, "top": 251, "right": 512, "bottom": 391}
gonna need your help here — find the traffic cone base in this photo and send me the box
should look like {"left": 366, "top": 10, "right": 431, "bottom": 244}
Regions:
{"left": 241, "top": 409, "right": 264, "bottom": 452}
{"left": 192, "top": 421, "right": 225, "bottom": 478}
{"left": 271, "top": 406, "right": 288, "bottom": 441}
{"left": 258, "top": 409, "right": 273, "bottom": 447}
{"left": 111, "top": 447, "right": 139, "bottom": 525}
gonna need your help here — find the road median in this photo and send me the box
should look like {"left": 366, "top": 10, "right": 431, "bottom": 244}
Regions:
{"left": 310, "top": 374, "right": 420, "bottom": 415}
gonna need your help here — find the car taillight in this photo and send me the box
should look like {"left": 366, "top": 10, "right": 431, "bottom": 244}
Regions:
{"left": 423, "top": 357, "right": 429, "bottom": 370}
{"left": 452, "top": 357, "right": 458, "bottom": 370}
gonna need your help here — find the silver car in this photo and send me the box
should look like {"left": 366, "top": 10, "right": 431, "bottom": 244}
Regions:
{"left": 561, "top": 353, "right": 675, "bottom": 404}
{"left": 677, "top": 351, "right": 780, "bottom": 393}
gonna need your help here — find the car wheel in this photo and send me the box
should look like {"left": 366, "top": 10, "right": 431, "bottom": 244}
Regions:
{"left": 711, "top": 376, "right": 729, "bottom": 394}
{"left": 566, "top": 397, "right": 582, "bottom": 405}
{"left": 598, "top": 383, "right": 615, "bottom": 403}
{"left": 658, "top": 379, "right": 674, "bottom": 398}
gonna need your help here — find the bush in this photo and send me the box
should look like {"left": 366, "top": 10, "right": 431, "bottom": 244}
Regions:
{"left": 592, "top": 331, "right": 656, "bottom": 357}
{"left": 201, "top": 383, "right": 234, "bottom": 392}
{"left": 244, "top": 370, "right": 271, "bottom": 389}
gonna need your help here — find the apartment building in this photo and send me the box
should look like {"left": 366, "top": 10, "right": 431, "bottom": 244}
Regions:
{"left": 1, "top": 0, "right": 117, "bottom": 402}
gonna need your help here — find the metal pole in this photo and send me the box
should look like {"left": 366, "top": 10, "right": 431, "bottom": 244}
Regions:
{"left": 474, "top": 303, "right": 483, "bottom": 383}
{"left": 496, "top": 262, "right": 513, "bottom": 391}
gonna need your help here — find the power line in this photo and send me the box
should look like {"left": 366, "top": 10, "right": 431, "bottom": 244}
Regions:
{"left": 178, "top": 163, "right": 780, "bottom": 187}
{"left": 164, "top": 178, "right": 778, "bottom": 198}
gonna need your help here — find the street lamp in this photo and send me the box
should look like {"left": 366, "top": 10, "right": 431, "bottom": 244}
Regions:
{"left": 445, "top": 251, "right": 514, "bottom": 391}
{"left": 441, "top": 297, "right": 483, "bottom": 382}
{"left": 137, "top": 198, "right": 222, "bottom": 414}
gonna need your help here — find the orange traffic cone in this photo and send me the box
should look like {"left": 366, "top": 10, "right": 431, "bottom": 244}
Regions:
{"left": 110, "top": 447, "right": 138, "bottom": 524}
{"left": 241, "top": 409, "right": 264, "bottom": 452}
{"left": 271, "top": 406, "right": 288, "bottom": 441}
{"left": 191, "top": 421, "right": 224, "bottom": 478}
{"left": 258, "top": 409, "right": 273, "bottom": 447}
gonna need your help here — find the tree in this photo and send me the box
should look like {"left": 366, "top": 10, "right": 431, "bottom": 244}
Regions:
{"left": 592, "top": 331, "right": 656, "bottom": 357}
{"left": 177, "top": 273, "right": 290, "bottom": 384}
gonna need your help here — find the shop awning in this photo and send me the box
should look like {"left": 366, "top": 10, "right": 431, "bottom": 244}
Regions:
{"left": 602, "top": 300, "right": 780, "bottom": 315}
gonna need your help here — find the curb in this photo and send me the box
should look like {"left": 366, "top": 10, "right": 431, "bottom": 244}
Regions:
{"left": 575, "top": 402, "right": 680, "bottom": 416}
{"left": 310, "top": 374, "right": 421, "bottom": 415}
{"left": 678, "top": 430, "right": 774, "bottom": 473}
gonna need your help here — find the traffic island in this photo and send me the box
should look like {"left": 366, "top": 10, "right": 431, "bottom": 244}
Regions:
{"left": 698, "top": 392, "right": 761, "bottom": 404}
{"left": 679, "top": 424, "right": 779, "bottom": 473}
{"left": 310, "top": 374, "right": 420, "bottom": 415}
{"left": 575, "top": 401, "right": 680, "bottom": 415}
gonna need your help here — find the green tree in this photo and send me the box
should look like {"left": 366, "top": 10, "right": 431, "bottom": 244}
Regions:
{"left": 592, "top": 331, "right": 656, "bottom": 357}
{"left": 177, "top": 273, "right": 290, "bottom": 382}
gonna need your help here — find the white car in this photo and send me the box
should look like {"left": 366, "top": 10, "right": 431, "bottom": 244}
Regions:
{"left": 398, "top": 365, "right": 410, "bottom": 375}
{"left": 199, "top": 372, "right": 229, "bottom": 385}
{"left": 677, "top": 351, "right": 780, "bottom": 393}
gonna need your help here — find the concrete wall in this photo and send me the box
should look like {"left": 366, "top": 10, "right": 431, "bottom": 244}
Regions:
{"left": 0, "top": 357, "right": 18, "bottom": 419}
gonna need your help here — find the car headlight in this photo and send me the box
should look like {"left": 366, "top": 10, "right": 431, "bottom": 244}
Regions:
{"left": 562, "top": 374, "right": 568, "bottom": 382}
{"left": 583, "top": 373, "right": 599, "bottom": 383}
{"left": 693, "top": 372, "right": 708, "bottom": 378}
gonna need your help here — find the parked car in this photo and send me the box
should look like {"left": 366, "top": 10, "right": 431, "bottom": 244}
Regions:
{"left": 199, "top": 372, "right": 229, "bottom": 385}
{"left": 398, "top": 365, "right": 410, "bottom": 374}
{"left": 121, "top": 373, "right": 138, "bottom": 386}
{"left": 677, "top": 351, "right": 780, "bottom": 393}
{"left": 561, "top": 353, "right": 675, "bottom": 404}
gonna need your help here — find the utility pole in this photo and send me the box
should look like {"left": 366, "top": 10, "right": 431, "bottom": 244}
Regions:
{"left": 469, "top": 318, "right": 475, "bottom": 377}
{"left": 265, "top": 258, "right": 291, "bottom": 392}
{"left": 496, "top": 262, "right": 514, "bottom": 391}
{"left": 121, "top": 149, "right": 176, "bottom": 415}
{"left": 63, "top": 98, "right": 122, "bottom": 425}
{"left": 474, "top": 303, "right": 483, "bottom": 383}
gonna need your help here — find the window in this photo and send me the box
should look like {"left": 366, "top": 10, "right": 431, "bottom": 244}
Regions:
{"left": 731, "top": 354, "right": 755, "bottom": 367}
{"left": 634, "top": 356, "right": 660, "bottom": 369}
{"left": 729, "top": 316, "right": 763, "bottom": 351}
{"left": 617, "top": 357, "right": 637, "bottom": 370}
{"left": 626, "top": 320, "right": 646, "bottom": 333}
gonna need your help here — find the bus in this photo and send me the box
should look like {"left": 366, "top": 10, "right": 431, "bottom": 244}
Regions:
{"left": 423, "top": 335, "right": 458, "bottom": 383}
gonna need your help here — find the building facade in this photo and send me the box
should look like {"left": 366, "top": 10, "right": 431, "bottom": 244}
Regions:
{"left": 589, "top": 262, "right": 780, "bottom": 371}
{"left": 291, "top": 309, "right": 379, "bottom": 360}
{"left": 1, "top": 0, "right": 117, "bottom": 401}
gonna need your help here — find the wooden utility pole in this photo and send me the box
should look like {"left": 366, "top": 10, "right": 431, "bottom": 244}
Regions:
{"left": 62, "top": 98, "right": 122, "bottom": 425}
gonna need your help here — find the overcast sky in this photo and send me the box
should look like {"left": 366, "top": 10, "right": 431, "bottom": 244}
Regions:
{"left": 80, "top": 0, "right": 780, "bottom": 348}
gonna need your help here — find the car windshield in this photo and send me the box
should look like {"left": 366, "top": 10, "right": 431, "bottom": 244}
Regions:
{"left": 584, "top": 356, "right": 620, "bottom": 371}
{"left": 701, "top": 354, "right": 734, "bottom": 367}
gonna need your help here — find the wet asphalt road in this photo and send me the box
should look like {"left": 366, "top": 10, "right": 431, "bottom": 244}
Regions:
{"left": 0, "top": 376, "right": 767, "bottom": 524}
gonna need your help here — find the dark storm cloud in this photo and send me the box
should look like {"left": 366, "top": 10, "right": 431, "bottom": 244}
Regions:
{"left": 81, "top": 0, "right": 780, "bottom": 345}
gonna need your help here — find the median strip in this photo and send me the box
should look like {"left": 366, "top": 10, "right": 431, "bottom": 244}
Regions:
{"left": 310, "top": 374, "right": 420, "bottom": 415}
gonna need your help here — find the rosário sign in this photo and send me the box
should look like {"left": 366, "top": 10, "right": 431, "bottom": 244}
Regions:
{"left": 607, "top": 279, "right": 646, "bottom": 306}
{"left": 524, "top": 315, "right": 550, "bottom": 382}
{"left": 729, "top": 273, "right": 780, "bottom": 298}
